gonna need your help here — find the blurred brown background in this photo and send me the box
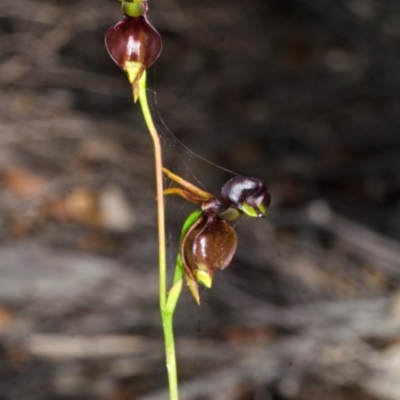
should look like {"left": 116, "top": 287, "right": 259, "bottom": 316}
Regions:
{"left": 1, "top": 0, "right": 400, "bottom": 399}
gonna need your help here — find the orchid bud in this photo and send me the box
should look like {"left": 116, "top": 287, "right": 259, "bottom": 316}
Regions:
{"left": 105, "top": 12, "right": 162, "bottom": 101}
{"left": 182, "top": 211, "right": 237, "bottom": 294}
{"left": 221, "top": 176, "right": 271, "bottom": 218}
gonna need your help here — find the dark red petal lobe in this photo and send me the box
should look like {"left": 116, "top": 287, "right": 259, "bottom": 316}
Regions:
{"left": 192, "top": 213, "right": 237, "bottom": 272}
{"left": 105, "top": 15, "right": 162, "bottom": 71}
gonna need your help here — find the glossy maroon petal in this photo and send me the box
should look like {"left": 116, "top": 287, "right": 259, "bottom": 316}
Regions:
{"left": 192, "top": 213, "right": 237, "bottom": 272}
{"left": 183, "top": 212, "right": 237, "bottom": 276}
{"left": 105, "top": 15, "right": 162, "bottom": 71}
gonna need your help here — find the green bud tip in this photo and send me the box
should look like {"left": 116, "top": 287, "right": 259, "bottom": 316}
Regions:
{"left": 121, "top": 0, "right": 148, "bottom": 17}
{"left": 195, "top": 268, "right": 213, "bottom": 288}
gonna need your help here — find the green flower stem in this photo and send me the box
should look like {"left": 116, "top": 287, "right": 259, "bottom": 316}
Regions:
{"left": 137, "top": 71, "right": 179, "bottom": 400}
{"left": 138, "top": 71, "right": 167, "bottom": 310}
{"left": 162, "top": 210, "right": 204, "bottom": 400}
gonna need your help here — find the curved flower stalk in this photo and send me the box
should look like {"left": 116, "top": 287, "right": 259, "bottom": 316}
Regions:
{"left": 105, "top": 1, "right": 178, "bottom": 398}
{"left": 105, "top": 0, "right": 166, "bottom": 307}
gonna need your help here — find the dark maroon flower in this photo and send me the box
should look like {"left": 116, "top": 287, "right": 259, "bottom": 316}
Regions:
{"left": 182, "top": 210, "right": 237, "bottom": 302}
{"left": 105, "top": 14, "right": 162, "bottom": 100}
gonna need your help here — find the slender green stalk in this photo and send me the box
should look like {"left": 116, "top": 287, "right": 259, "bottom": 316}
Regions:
{"left": 162, "top": 310, "right": 179, "bottom": 400}
{"left": 138, "top": 71, "right": 167, "bottom": 309}
{"left": 137, "top": 71, "right": 180, "bottom": 400}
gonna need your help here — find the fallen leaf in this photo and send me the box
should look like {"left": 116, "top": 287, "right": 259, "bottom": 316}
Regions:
{"left": 1, "top": 168, "right": 46, "bottom": 198}
{"left": 0, "top": 305, "right": 15, "bottom": 333}
{"left": 44, "top": 187, "right": 101, "bottom": 227}
{"left": 99, "top": 185, "right": 135, "bottom": 232}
